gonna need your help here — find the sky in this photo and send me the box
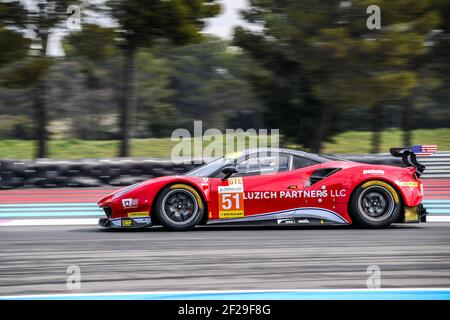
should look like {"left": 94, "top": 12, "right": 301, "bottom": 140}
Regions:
{"left": 47, "top": 0, "right": 251, "bottom": 56}
{"left": 204, "top": 0, "right": 250, "bottom": 38}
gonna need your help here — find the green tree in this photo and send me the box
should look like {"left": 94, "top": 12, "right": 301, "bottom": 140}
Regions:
{"left": 350, "top": 0, "right": 441, "bottom": 152}
{"left": 167, "top": 38, "right": 263, "bottom": 130}
{"left": 424, "top": 0, "right": 450, "bottom": 137}
{"left": 235, "top": 0, "right": 441, "bottom": 153}
{"left": 234, "top": 0, "right": 361, "bottom": 152}
{"left": 0, "top": 26, "right": 29, "bottom": 68}
{"left": 0, "top": 0, "right": 84, "bottom": 158}
{"left": 105, "top": 0, "right": 221, "bottom": 157}
{"left": 63, "top": 24, "right": 118, "bottom": 139}
{"left": 64, "top": 24, "right": 117, "bottom": 88}
{"left": 136, "top": 49, "right": 178, "bottom": 138}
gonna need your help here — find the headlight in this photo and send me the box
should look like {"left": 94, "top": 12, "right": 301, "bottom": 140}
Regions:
{"left": 112, "top": 183, "right": 141, "bottom": 199}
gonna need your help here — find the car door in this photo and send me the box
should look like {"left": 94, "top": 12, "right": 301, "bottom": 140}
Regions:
{"left": 209, "top": 153, "right": 306, "bottom": 223}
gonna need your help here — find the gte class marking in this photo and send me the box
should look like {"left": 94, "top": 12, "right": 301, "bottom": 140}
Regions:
{"left": 243, "top": 189, "right": 346, "bottom": 200}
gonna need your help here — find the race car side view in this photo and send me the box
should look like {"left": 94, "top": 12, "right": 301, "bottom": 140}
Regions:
{"left": 98, "top": 147, "right": 431, "bottom": 230}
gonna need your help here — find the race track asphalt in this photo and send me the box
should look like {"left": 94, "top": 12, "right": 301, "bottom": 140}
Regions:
{"left": 1, "top": 223, "right": 450, "bottom": 295}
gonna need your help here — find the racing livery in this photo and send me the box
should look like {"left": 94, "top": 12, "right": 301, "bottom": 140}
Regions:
{"left": 98, "top": 147, "right": 431, "bottom": 230}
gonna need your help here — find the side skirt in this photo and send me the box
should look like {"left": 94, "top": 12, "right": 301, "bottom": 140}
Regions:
{"left": 207, "top": 207, "right": 349, "bottom": 226}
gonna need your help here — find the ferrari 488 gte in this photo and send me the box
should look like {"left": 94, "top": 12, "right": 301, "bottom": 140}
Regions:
{"left": 98, "top": 147, "right": 428, "bottom": 230}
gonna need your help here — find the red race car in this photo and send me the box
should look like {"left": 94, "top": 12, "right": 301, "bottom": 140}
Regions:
{"left": 98, "top": 147, "right": 428, "bottom": 230}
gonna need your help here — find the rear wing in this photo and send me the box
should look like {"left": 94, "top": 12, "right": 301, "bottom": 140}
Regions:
{"left": 389, "top": 145, "right": 437, "bottom": 177}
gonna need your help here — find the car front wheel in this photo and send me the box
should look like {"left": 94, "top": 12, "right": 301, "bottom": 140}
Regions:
{"left": 155, "top": 184, "right": 205, "bottom": 231}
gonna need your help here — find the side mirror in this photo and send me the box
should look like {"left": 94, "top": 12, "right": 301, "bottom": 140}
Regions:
{"left": 222, "top": 166, "right": 238, "bottom": 180}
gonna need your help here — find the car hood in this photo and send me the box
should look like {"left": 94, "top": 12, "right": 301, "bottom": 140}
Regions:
{"left": 98, "top": 175, "right": 205, "bottom": 205}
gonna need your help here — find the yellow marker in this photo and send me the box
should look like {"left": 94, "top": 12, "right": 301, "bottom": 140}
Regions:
{"left": 404, "top": 206, "right": 419, "bottom": 222}
{"left": 398, "top": 182, "right": 418, "bottom": 187}
{"left": 122, "top": 219, "right": 132, "bottom": 227}
{"left": 225, "top": 151, "right": 243, "bottom": 159}
{"left": 219, "top": 211, "right": 244, "bottom": 219}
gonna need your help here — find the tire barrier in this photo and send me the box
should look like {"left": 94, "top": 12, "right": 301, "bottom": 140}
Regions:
{"left": 0, "top": 152, "right": 448, "bottom": 189}
{"left": 0, "top": 159, "right": 198, "bottom": 189}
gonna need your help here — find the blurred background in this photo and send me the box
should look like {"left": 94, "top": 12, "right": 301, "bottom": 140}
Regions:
{"left": 0, "top": 0, "right": 449, "bottom": 160}
{"left": 1, "top": 1, "right": 450, "bottom": 296}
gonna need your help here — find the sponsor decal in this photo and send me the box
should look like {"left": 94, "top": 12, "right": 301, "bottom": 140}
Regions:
{"left": 218, "top": 177, "right": 245, "bottom": 219}
{"left": 243, "top": 189, "right": 346, "bottom": 200}
{"left": 397, "top": 181, "right": 418, "bottom": 187}
{"left": 297, "top": 218, "right": 310, "bottom": 224}
{"left": 277, "top": 218, "right": 295, "bottom": 224}
{"left": 218, "top": 185, "right": 243, "bottom": 193}
{"left": 121, "top": 219, "right": 132, "bottom": 227}
{"left": 122, "top": 198, "right": 138, "bottom": 209}
{"left": 127, "top": 211, "right": 149, "bottom": 218}
{"left": 363, "top": 169, "right": 385, "bottom": 175}
{"left": 219, "top": 211, "right": 244, "bottom": 219}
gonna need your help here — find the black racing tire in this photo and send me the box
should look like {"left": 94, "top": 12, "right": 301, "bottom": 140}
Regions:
{"left": 350, "top": 180, "right": 401, "bottom": 228}
{"left": 154, "top": 184, "right": 205, "bottom": 231}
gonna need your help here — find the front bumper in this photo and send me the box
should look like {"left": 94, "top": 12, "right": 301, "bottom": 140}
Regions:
{"left": 98, "top": 216, "right": 152, "bottom": 229}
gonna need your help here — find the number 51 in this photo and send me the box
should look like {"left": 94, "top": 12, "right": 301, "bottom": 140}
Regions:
{"left": 221, "top": 193, "right": 241, "bottom": 210}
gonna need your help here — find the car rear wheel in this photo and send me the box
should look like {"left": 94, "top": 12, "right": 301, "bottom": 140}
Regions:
{"left": 350, "top": 180, "right": 401, "bottom": 228}
{"left": 155, "top": 184, "right": 205, "bottom": 231}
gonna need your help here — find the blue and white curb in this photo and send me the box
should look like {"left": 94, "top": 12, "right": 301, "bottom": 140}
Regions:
{"left": 1, "top": 289, "right": 450, "bottom": 300}
{"left": 423, "top": 200, "right": 450, "bottom": 215}
{"left": 0, "top": 203, "right": 103, "bottom": 218}
{"left": 0, "top": 200, "right": 449, "bottom": 226}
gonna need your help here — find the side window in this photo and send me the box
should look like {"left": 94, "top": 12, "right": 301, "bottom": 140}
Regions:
{"left": 235, "top": 154, "right": 289, "bottom": 176}
{"left": 292, "top": 156, "right": 319, "bottom": 170}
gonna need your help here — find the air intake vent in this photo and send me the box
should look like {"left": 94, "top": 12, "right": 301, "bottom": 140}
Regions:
{"left": 307, "top": 168, "right": 341, "bottom": 187}
{"left": 103, "top": 207, "right": 112, "bottom": 218}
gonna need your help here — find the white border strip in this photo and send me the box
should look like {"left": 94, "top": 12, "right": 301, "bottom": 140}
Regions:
{"left": 427, "top": 216, "right": 450, "bottom": 222}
